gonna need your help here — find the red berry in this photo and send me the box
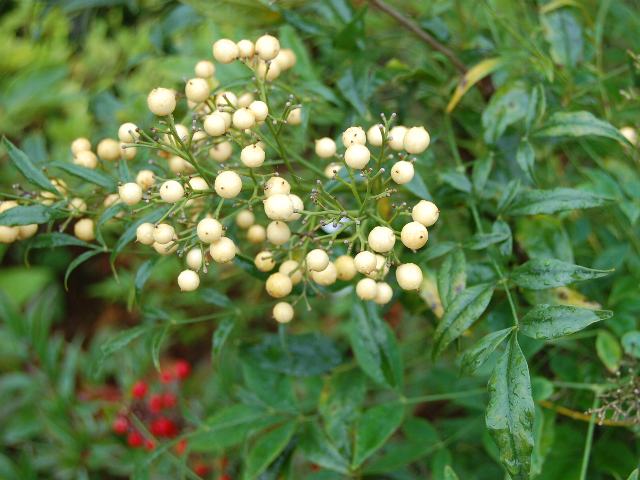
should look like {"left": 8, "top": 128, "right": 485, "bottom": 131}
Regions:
{"left": 174, "top": 438, "right": 188, "bottom": 455}
{"left": 218, "top": 475, "right": 232, "bottom": 480}
{"left": 194, "top": 463, "right": 211, "bottom": 476}
{"left": 149, "top": 394, "right": 164, "bottom": 413}
{"left": 162, "top": 392, "right": 177, "bottom": 409}
{"left": 127, "top": 430, "right": 144, "bottom": 448}
{"left": 160, "top": 371, "right": 174, "bottom": 384}
{"left": 174, "top": 360, "right": 191, "bottom": 380}
{"left": 144, "top": 439, "right": 156, "bottom": 451}
{"left": 150, "top": 417, "right": 178, "bottom": 438}
{"left": 112, "top": 416, "right": 129, "bottom": 435}
{"left": 131, "top": 381, "right": 148, "bottom": 399}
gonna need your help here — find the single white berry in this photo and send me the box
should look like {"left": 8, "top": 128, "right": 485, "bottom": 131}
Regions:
{"left": 71, "top": 137, "right": 91, "bottom": 155}
{"left": 354, "top": 250, "right": 377, "bottom": 274}
{"left": 374, "top": 282, "right": 393, "bottom": 304}
{"left": 0, "top": 226, "right": 18, "bottom": 244}
{"left": 214, "top": 171, "right": 242, "bottom": 198}
{"left": 215, "top": 92, "right": 238, "bottom": 110}
{"left": 136, "top": 170, "right": 155, "bottom": 190}
{"left": 74, "top": 150, "right": 98, "bottom": 169}
{"left": 168, "top": 156, "right": 190, "bottom": 174}
{"left": 185, "top": 78, "right": 210, "bottom": 103}
{"left": 388, "top": 126, "right": 407, "bottom": 151}
{"left": 186, "top": 248, "right": 203, "bottom": 270}
{"left": 279, "top": 260, "right": 302, "bottom": 284}
{"left": 342, "top": 126, "right": 366, "bottom": 147}
{"left": 197, "top": 218, "right": 223, "bottom": 243}
{"left": 286, "top": 194, "right": 303, "bottom": 221}
{"left": 315, "top": 137, "right": 337, "bottom": 158}
{"left": 254, "top": 250, "right": 276, "bottom": 272}
{"left": 247, "top": 224, "right": 266, "bottom": 244}
{"left": 241, "top": 144, "right": 265, "bottom": 168}
{"left": 287, "top": 107, "right": 302, "bottom": 125}
{"left": 236, "top": 209, "right": 255, "bottom": 229}
{"left": 263, "top": 194, "right": 293, "bottom": 220}
{"left": 209, "top": 142, "right": 233, "bottom": 163}
{"left": 74, "top": 218, "right": 95, "bottom": 242}
{"left": 103, "top": 193, "right": 119, "bottom": 208}
{"left": 344, "top": 144, "right": 370, "bottom": 169}
{"left": 136, "top": 222, "right": 155, "bottom": 245}
{"left": 118, "top": 182, "right": 143, "bottom": 205}
{"left": 335, "top": 255, "right": 357, "bottom": 280}
{"left": 178, "top": 270, "right": 200, "bottom": 292}
{"left": 160, "top": 180, "right": 185, "bottom": 203}
{"left": 195, "top": 60, "right": 215, "bottom": 78}
{"left": 249, "top": 100, "right": 269, "bottom": 122}
{"left": 232, "top": 108, "right": 256, "bottom": 130}
{"left": 401, "top": 221, "right": 428, "bottom": 250}
{"left": 404, "top": 126, "right": 430, "bottom": 154}
{"left": 312, "top": 262, "right": 337, "bottom": 286}
{"left": 620, "top": 126, "right": 637, "bottom": 145}
{"left": 17, "top": 224, "right": 38, "bottom": 240}
{"left": 396, "top": 263, "right": 423, "bottom": 290}
{"left": 366, "top": 254, "right": 389, "bottom": 279}
{"left": 306, "top": 249, "right": 329, "bottom": 272}
{"left": 412, "top": 200, "right": 439, "bottom": 227}
{"left": 255, "top": 34, "right": 280, "bottom": 61}
{"left": 153, "top": 241, "right": 177, "bottom": 255}
{"left": 97, "top": 138, "right": 120, "bottom": 161}
{"left": 273, "top": 302, "right": 294, "bottom": 323}
{"left": 366, "top": 124, "right": 385, "bottom": 147}
{"left": 266, "top": 220, "right": 291, "bottom": 245}
{"left": 209, "top": 237, "right": 236, "bottom": 263}
{"left": 118, "top": 122, "right": 139, "bottom": 143}
{"left": 274, "top": 48, "right": 296, "bottom": 70}
{"left": 265, "top": 272, "right": 292, "bottom": 298}
{"left": 120, "top": 144, "right": 136, "bottom": 160}
{"left": 238, "top": 92, "right": 254, "bottom": 108}
{"left": 264, "top": 176, "right": 290, "bottom": 197}
{"left": 324, "top": 162, "right": 342, "bottom": 178}
{"left": 256, "top": 61, "right": 280, "bottom": 81}
{"left": 237, "top": 39, "right": 255, "bottom": 58}
{"left": 69, "top": 197, "right": 87, "bottom": 214}
{"left": 213, "top": 38, "right": 239, "bottom": 63}
{"left": 153, "top": 223, "right": 176, "bottom": 244}
{"left": 147, "top": 88, "right": 176, "bottom": 116}
{"left": 189, "top": 176, "right": 209, "bottom": 191}
{"left": 356, "top": 278, "right": 377, "bottom": 300}
{"left": 368, "top": 226, "right": 396, "bottom": 253}
{"left": 391, "top": 160, "right": 414, "bottom": 184}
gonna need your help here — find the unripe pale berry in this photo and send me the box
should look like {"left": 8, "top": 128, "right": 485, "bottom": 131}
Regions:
{"left": 136, "top": 222, "right": 155, "bottom": 245}
{"left": 97, "top": 138, "right": 120, "bottom": 161}
{"left": 324, "top": 162, "right": 342, "bottom": 178}
{"left": 266, "top": 220, "right": 291, "bottom": 245}
{"left": 263, "top": 194, "right": 293, "bottom": 220}
{"left": 120, "top": 144, "right": 136, "bottom": 160}
{"left": 404, "top": 126, "right": 430, "bottom": 154}
{"left": 154, "top": 223, "right": 176, "bottom": 244}
{"left": 236, "top": 39, "right": 255, "bottom": 58}
{"left": 366, "top": 124, "right": 385, "bottom": 146}
{"left": 232, "top": 108, "right": 255, "bottom": 130}
{"left": 356, "top": 278, "right": 377, "bottom": 300}
{"left": 177, "top": 270, "right": 200, "bottom": 292}
{"left": 168, "top": 156, "right": 190, "bottom": 174}
{"left": 192, "top": 130, "right": 208, "bottom": 143}
{"left": 197, "top": 218, "right": 223, "bottom": 243}
{"left": 279, "top": 260, "right": 302, "bottom": 284}
{"left": 240, "top": 144, "right": 265, "bottom": 168}
{"left": 159, "top": 180, "right": 185, "bottom": 203}
{"left": 374, "top": 282, "right": 393, "bottom": 305}
{"left": 74, "top": 150, "right": 98, "bottom": 169}
{"left": 209, "top": 142, "right": 233, "bottom": 163}
{"left": 396, "top": 263, "right": 423, "bottom": 290}
{"left": 0, "top": 226, "right": 18, "bottom": 243}
{"left": 136, "top": 170, "right": 155, "bottom": 190}
{"left": 312, "top": 262, "right": 337, "bottom": 286}
{"left": 388, "top": 126, "right": 407, "bottom": 151}
{"left": 391, "top": 160, "right": 414, "bottom": 184}
{"left": 274, "top": 48, "right": 296, "bottom": 70}
{"left": 286, "top": 194, "right": 303, "bottom": 221}
{"left": 103, "top": 193, "right": 119, "bottom": 208}
{"left": 366, "top": 254, "right": 389, "bottom": 279}
{"left": 257, "top": 59, "right": 282, "bottom": 81}
{"left": 209, "top": 237, "right": 236, "bottom": 263}
{"left": 214, "top": 171, "right": 242, "bottom": 198}
{"left": 254, "top": 250, "right": 276, "bottom": 272}
{"left": 153, "top": 241, "right": 177, "bottom": 255}
{"left": 315, "top": 137, "right": 337, "bottom": 158}
{"left": 621, "top": 126, "right": 638, "bottom": 145}
{"left": 188, "top": 176, "right": 208, "bottom": 191}
{"left": 186, "top": 248, "right": 203, "bottom": 270}
{"left": 401, "top": 221, "right": 428, "bottom": 250}
{"left": 74, "top": 218, "right": 95, "bottom": 242}
{"left": 247, "top": 224, "right": 266, "bottom": 244}
{"left": 71, "top": 137, "right": 91, "bottom": 155}
{"left": 368, "top": 226, "right": 396, "bottom": 253}
{"left": 265, "top": 272, "right": 292, "bottom": 298}
{"left": 212, "top": 38, "right": 239, "bottom": 63}
{"left": 236, "top": 209, "right": 255, "bottom": 229}
{"left": 287, "top": 107, "right": 302, "bottom": 125}
{"left": 344, "top": 144, "right": 370, "bottom": 169}
{"left": 412, "top": 200, "right": 439, "bottom": 227}
{"left": 17, "top": 224, "right": 38, "bottom": 240}
{"left": 69, "top": 197, "right": 87, "bottom": 214}
{"left": 238, "top": 92, "right": 254, "bottom": 108}
{"left": 119, "top": 182, "right": 143, "bottom": 205}
{"left": 118, "top": 122, "right": 139, "bottom": 143}
{"left": 195, "top": 60, "right": 215, "bottom": 78}
{"left": 306, "top": 249, "right": 329, "bottom": 272}
{"left": 335, "top": 255, "right": 357, "bottom": 281}
{"left": 249, "top": 100, "right": 269, "bottom": 122}
{"left": 273, "top": 302, "right": 294, "bottom": 323}
{"left": 215, "top": 91, "right": 238, "bottom": 110}
{"left": 147, "top": 88, "right": 176, "bottom": 116}
{"left": 185, "top": 78, "right": 210, "bottom": 103}
{"left": 342, "top": 126, "right": 366, "bottom": 147}
{"left": 354, "top": 251, "right": 377, "bottom": 274}
{"left": 264, "top": 177, "right": 290, "bottom": 197}
{"left": 255, "top": 34, "right": 280, "bottom": 61}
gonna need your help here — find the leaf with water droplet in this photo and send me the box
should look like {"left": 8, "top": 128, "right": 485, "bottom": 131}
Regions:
{"left": 511, "top": 258, "right": 612, "bottom": 290}
{"left": 520, "top": 304, "right": 612, "bottom": 339}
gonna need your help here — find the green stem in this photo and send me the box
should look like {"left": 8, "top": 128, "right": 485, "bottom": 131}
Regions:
{"left": 579, "top": 393, "right": 600, "bottom": 480}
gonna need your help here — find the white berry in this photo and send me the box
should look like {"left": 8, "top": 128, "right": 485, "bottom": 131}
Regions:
{"left": 247, "top": 224, "right": 266, "bottom": 244}
{"left": 255, "top": 34, "right": 280, "bottom": 61}
{"left": 160, "top": 180, "right": 185, "bottom": 203}
{"left": 368, "top": 226, "right": 396, "bottom": 253}
{"left": 118, "top": 182, "right": 142, "bottom": 205}
{"left": 213, "top": 38, "right": 239, "bottom": 63}
{"left": 354, "top": 251, "right": 377, "bottom": 274}
{"left": 315, "top": 137, "right": 336, "bottom": 158}
{"left": 209, "top": 142, "right": 233, "bottom": 163}
{"left": 388, "top": 126, "right": 407, "bottom": 151}
{"left": 232, "top": 108, "right": 256, "bottom": 130}
{"left": 189, "top": 176, "right": 209, "bottom": 191}
{"left": 118, "top": 122, "right": 139, "bottom": 143}
{"left": 215, "top": 171, "right": 242, "bottom": 198}
{"left": 266, "top": 220, "right": 291, "bottom": 245}
{"left": 136, "top": 170, "right": 155, "bottom": 190}
{"left": 74, "top": 150, "right": 98, "bottom": 169}
{"left": 391, "top": 160, "right": 415, "bottom": 184}
{"left": 264, "top": 176, "right": 290, "bottom": 197}
{"left": 153, "top": 223, "right": 176, "bottom": 244}
{"left": 412, "top": 200, "right": 439, "bottom": 227}
{"left": 266, "top": 272, "right": 292, "bottom": 298}
{"left": 287, "top": 107, "right": 302, "bottom": 125}
{"left": 97, "top": 138, "right": 120, "bottom": 161}
{"left": 236, "top": 210, "right": 255, "bottom": 229}
{"left": 241, "top": 144, "right": 265, "bottom": 168}
{"left": 197, "top": 218, "right": 223, "bottom": 243}
{"left": 237, "top": 39, "right": 255, "bottom": 58}
{"left": 263, "top": 194, "right": 293, "bottom": 220}
{"left": 324, "top": 162, "right": 342, "bottom": 178}
{"left": 136, "top": 222, "right": 155, "bottom": 245}
{"left": 209, "top": 237, "right": 236, "bottom": 263}
{"left": 366, "top": 124, "right": 385, "bottom": 146}
{"left": 279, "top": 260, "right": 302, "bottom": 284}
{"left": 356, "top": 278, "right": 377, "bottom": 300}
{"left": 335, "top": 255, "right": 357, "bottom": 280}
{"left": 401, "top": 221, "right": 429, "bottom": 250}
{"left": 286, "top": 194, "right": 303, "bottom": 221}
{"left": 273, "top": 302, "right": 294, "bottom": 323}
{"left": 74, "top": 218, "right": 95, "bottom": 242}
{"left": 306, "top": 249, "right": 329, "bottom": 272}
{"left": 342, "top": 126, "right": 366, "bottom": 147}
{"left": 374, "top": 282, "right": 393, "bottom": 304}
{"left": 71, "top": 137, "right": 91, "bottom": 155}
{"left": 186, "top": 248, "right": 203, "bottom": 270}
{"left": 178, "top": 270, "right": 200, "bottom": 292}
{"left": 249, "top": 100, "right": 269, "bottom": 121}
{"left": 396, "top": 263, "right": 423, "bottom": 290}
{"left": 344, "top": 144, "right": 370, "bottom": 169}
{"left": 255, "top": 250, "right": 276, "bottom": 272}
{"left": 195, "top": 60, "right": 215, "bottom": 78}
{"left": 147, "top": 88, "right": 176, "bottom": 116}
{"left": 404, "top": 126, "right": 430, "bottom": 154}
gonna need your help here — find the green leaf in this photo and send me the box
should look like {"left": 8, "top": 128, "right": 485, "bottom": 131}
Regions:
{"left": 441, "top": 171, "right": 471, "bottom": 193}
{"left": 472, "top": 155, "right": 493, "bottom": 193}
{"left": 520, "top": 305, "right": 612, "bottom": 339}
{"left": 535, "top": 111, "right": 629, "bottom": 144}
{"left": 404, "top": 172, "right": 432, "bottom": 200}
{"left": 243, "top": 420, "right": 297, "bottom": 480}
{"left": 497, "top": 180, "right": 521, "bottom": 213}
{"left": 241, "top": 362, "right": 298, "bottom": 412}
{"left": 482, "top": 82, "right": 530, "bottom": 143}
{"left": 432, "top": 283, "right": 495, "bottom": 359}
{"left": 511, "top": 258, "right": 612, "bottom": 290}
{"left": 444, "top": 466, "right": 460, "bottom": 480}
{"left": 460, "top": 327, "right": 514, "bottom": 375}
{"left": 437, "top": 249, "right": 466, "bottom": 310}
{"left": 0, "top": 205, "right": 62, "bottom": 226}
{"left": 464, "top": 231, "right": 510, "bottom": 251}
{"left": 350, "top": 302, "right": 403, "bottom": 388}
{"left": 516, "top": 140, "right": 535, "bottom": 183}
{"left": 596, "top": 330, "right": 622, "bottom": 372}
{"left": 134, "top": 258, "right": 158, "bottom": 302}
{"left": 352, "top": 403, "right": 404, "bottom": 468}
{"left": 621, "top": 331, "right": 640, "bottom": 358}
{"left": 64, "top": 250, "right": 102, "bottom": 289}
{"left": 486, "top": 334, "right": 534, "bottom": 480}
{"left": 541, "top": 8, "right": 583, "bottom": 67}
{"left": 492, "top": 220, "right": 513, "bottom": 257}
{"left": 50, "top": 161, "right": 116, "bottom": 189}
{"left": 2, "top": 137, "right": 56, "bottom": 193}
{"left": 508, "top": 188, "right": 610, "bottom": 215}
{"left": 151, "top": 325, "right": 169, "bottom": 371}
{"left": 200, "top": 288, "right": 233, "bottom": 309}
{"left": 100, "top": 324, "right": 156, "bottom": 361}
{"left": 212, "top": 317, "right": 235, "bottom": 357}
{"left": 627, "top": 468, "right": 639, "bottom": 480}
{"left": 299, "top": 422, "right": 350, "bottom": 474}
{"left": 27, "top": 232, "right": 94, "bottom": 249}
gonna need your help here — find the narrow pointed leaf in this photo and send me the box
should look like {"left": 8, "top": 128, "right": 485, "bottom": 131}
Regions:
{"left": 508, "top": 188, "right": 610, "bottom": 215}
{"left": 352, "top": 403, "right": 404, "bottom": 468}
{"left": 50, "top": 161, "right": 116, "bottom": 189}
{"left": 243, "top": 420, "right": 296, "bottom": 480}
{"left": 2, "top": 137, "right": 56, "bottom": 193}
{"left": 299, "top": 422, "right": 350, "bottom": 474}
{"left": 520, "top": 305, "right": 612, "bottom": 339}
{"left": 460, "top": 327, "right": 514, "bottom": 375}
{"left": 511, "top": 258, "right": 612, "bottom": 290}
{"left": 437, "top": 249, "right": 466, "bottom": 310}
{"left": 0, "top": 204, "right": 62, "bottom": 226}
{"left": 535, "top": 111, "right": 630, "bottom": 145}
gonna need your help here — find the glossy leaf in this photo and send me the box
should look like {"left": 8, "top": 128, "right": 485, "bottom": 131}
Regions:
{"left": 243, "top": 420, "right": 297, "bottom": 480}
{"left": 437, "top": 249, "right": 466, "bottom": 310}
{"left": 621, "top": 331, "right": 640, "bottom": 358}
{"left": 541, "top": 9, "right": 583, "bottom": 67}
{"left": 516, "top": 140, "right": 536, "bottom": 183}
{"left": 596, "top": 330, "right": 622, "bottom": 372}
{"left": 27, "top": 232, "right": 94, "bottom": 249}
{"left": 520, "top": 305, "right": 612, "bottom": 339}
{"left": 511, "top": 258, "right": 612, "bottom": 290}
{"left": 0, "top": 205, "right": 62, "bottom": 226}
{"left": 50, "top": 161, "right": 116, "bottom": 189}
{"left": 444, "top": 466, "right": 460, "bottom": 480}
{"left": 508, "top": 188, "right": 610, "bottom": 215}
{"left": 464, "top": 231, "right": 510, "bottom": 251}
{"left": 535, "top": 111, "right": 629, "bottom": 144}
{"left": 212, "top": 317, "right": 235, "bottom": 357}
{"left": 460, "top": 327, "right": 514, "bottom": 375}
{"left": 447, "top": 57, "right": 503, "bottom": 112}
{"left": 352, "top": 403, "right": 404, "bottom": 468}
{"left": 299, "top": 422, "right": 350, "bottom": 474}
{"left": 472, "top": 155, "right": 493, "bottom": 193}
{"left": 64, "top": 250, "right": 102, "bottom": 289}
{"left": 2, "top": 137, "right": 56, "bottom": 193}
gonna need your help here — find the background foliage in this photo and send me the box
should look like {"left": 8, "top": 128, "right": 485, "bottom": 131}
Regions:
{"left": 1, "top": 0, "right": 639, "bottom": 479}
